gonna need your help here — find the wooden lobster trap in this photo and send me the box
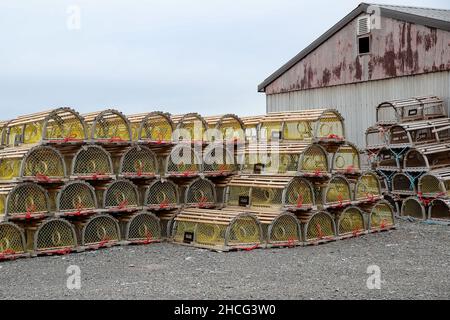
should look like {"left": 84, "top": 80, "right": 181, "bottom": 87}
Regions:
{"left": 202, "top": 143, "right": 239, "bottom": 177}
{"left": 300, "top": 211, "right": 336, "bottom": 244}
{"left": 56, "top": 181, "right": 99, "bottom": 217}
{"left": 119, "top": 212, "right": 162, "bottom": 245}
{"left": 4, "top": 182, "right": 51, "bottom": 221}
{"left": 240, "top": 116, "right": 261, "bottom": 143}
{"left": 239, "top": 142, "right": 330, "bottom": 177}
{"left": 316, "top": 174, "right": 353, "bottom": 210}
{"left": 258, "top": 109, "right": 345, "bottom": 144}
{"left": 391, "top": 172, "right": 417, "bottom": 196}
{"left": 204, "top": 114, "right": 246, "bottom": 143}
{"left": 164, "top": 143, "right": 202, "bottom": 178}
{"left": 84, "top": 109, "right": 132, "bottom": 145}
{"left": 428, "top": 199, "right": 450, "bottom": 221}
{"left": 1, "top": 107, "right": 87, "bottom": 148}
{"left": 72, "top": 213, "right": 122, "bottom": 250}
{"left": 403, "top": 144, "right": 450, "bottom": 172}
{"left": 128, "top": 111, "right": 174, "bottom": 145}
{"left": 386, "top": 118, "right": 450, "bottom": 149}
{"left": 183, "top": 178, "right": 217, "bottom": 209}
{"left": 21, "top": 218, "right": 78, "bottom": 256}
{"left": 172, "top": 208, "right": 263, "bottom": 252}
{"left": 418, "top": 169, "right": 450, "bottom": 198}
{"left": 335, "top": 206, "right": 368, "bottom": 239}
{"left": 159, "top": 211, "right": 178, "bottom": 239}
{"left": 100, "top": 179, "right": 141, "bottom": 214}
{"left": 70, "top": 145, "right": 115, "bottom": 181}
{"left": 0, "top": 145, "right": 67, "bottom": 184}
{"left": 365, "top": 126, "right": 388, "bottom": 151}
{"left": 376, "top": 96, "right": 446, "bottom": 126}
{"left": 225, "top": 175, "right": 316, "bottom": 212}
{"left": 400, "top": 196, "right": 427, "bottom": 220}
{"left": 118, "top": 145, "right": 159, "bottom": 180}
{"left": 353, "top": 171, "right": 383, "bottom": 204}
{"left": 171, "top": 113, "right": 208, "bottom": 144}
{"left": 365, "top": 200, "right": 396, "bottom": 232}
{"left": 255, "top": 210, "right": 302, "bottom": 248}
{"left": 144, "top": 179, "right": 181, "bottom": 211}
{"left": 0, "top": 221, "right": 29, "bottom": 261}
{"left": 331, "top": 142, "right": 361, "bottom": 176}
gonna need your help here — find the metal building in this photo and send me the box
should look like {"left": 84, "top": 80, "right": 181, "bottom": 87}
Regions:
{"left": 258, "top": 3, "right": 450, "bottom": 147}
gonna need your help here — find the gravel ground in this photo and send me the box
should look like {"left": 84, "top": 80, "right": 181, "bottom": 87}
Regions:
{"left": 0, "top": 220, "right": 449, "bottom": 300}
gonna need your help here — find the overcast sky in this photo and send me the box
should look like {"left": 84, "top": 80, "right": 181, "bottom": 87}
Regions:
{"left": 0, "top": 0, "right": 448, "bottom": 119}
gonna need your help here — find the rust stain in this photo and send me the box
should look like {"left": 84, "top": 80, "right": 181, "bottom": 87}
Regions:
{"left": 322, "top": 68, "right": 331, "bottom": 86}
{"left": 354, "top": 57, "right": 362, "bottom": 80}
{"left": 333, "top": 63, "right": 342, "bottom": 79}
{"left": 424, "top": 27, "right": 438, "bottom": 51}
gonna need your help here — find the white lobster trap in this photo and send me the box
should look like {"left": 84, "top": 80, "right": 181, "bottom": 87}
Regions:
{"left": 128, "top": 111, "right": 174, "bottom": 144}
{"left": 376, "top": 96, "right": 446, "bottom": 125}
{"left": 118, "top": 145, "right": 159, "bottom": 179}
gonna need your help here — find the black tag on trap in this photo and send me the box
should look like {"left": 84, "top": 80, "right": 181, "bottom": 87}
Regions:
{"left": 239, "top": 196, "right": 250, "bottom": 207}
{"left": 184, "top": 232, "right": 194, "bottom": 244}
{"left": 254, "top": 163, "right": 265, "bottom": 174}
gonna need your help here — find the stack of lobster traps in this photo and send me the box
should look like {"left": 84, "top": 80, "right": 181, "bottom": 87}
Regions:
{"left": 365, "top": 95, "right": 450, "bottom": 223}
{"left": 171, "top": 109, "right": 395, "bottom": 252}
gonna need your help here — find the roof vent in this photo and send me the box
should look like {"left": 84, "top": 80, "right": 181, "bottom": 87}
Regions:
{"left": 357, "top": 15, "right": 371, "bottom": 36}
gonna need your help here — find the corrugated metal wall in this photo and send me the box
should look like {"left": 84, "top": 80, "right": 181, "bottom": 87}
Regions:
{"left": 266, "top": 71, "right": 450, "bottom": 147}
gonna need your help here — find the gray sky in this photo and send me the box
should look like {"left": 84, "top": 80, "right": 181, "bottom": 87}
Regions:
{"left": 0, "top": 0, "right": 448, "bottom": 119}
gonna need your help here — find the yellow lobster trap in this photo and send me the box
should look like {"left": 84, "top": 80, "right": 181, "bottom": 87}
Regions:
{"left": 119, "top": 145, "right": 159, "bottom": 179}
{"left": 367, "top": 200, "right": 396, "bottom": 232}
{"left": 353, "top": 171, "right": 383, "bottom": 204}
{"left": 418, "top": 169, "right": 450, "bottom": 198}
{"left": 184, "top": 178, "right": 217, "bottom": 209}
{"left": 128, "top": 111, "right": 174, "bottom": 144}
{"left": 203, "top": 143, "right": 238, "bottom": 177}
{"left": 159, "top": 211, "right": 178, "bottom": 239}
{"left": 56, "top": 181, "right": 98, "bottom": 217}
{"left": 205, "top": 114, "right": 246, "bottom": 143}
{"left": 119, "top": 212, "right": 162, "bottom": 244}
{"left": 428, "top": 199, "right": 450, "bottom": 221}
{"left": 331, "top": 143, "right": 361, "bottom": 175}
{"left": 376, "top": 96, "right": 446, "bottom": 125}
{"left": 71, "top": 145, "right": 115, "bottom": 180}
{"left": 400, "top": 196, "right": 427, "bottom": 220}
{"left": 0, "top": 145, "right": 66, "bottom": 183}
{"left": 336, "top": 206, "right": 367, "bottom": 239}
{"left": 102, "top": 179, "right": 141, "bottom": 213}
{"left": 73, "top": 214, "right": 121, "bottom": 250}
{"left": 0, "top": 222, "right": 28, "bottom": 261}
{"left": 5, "top": 182, "right": 51, "bottom": 220}
{"left": 255, "top": 210, "right": 302, "bottom": 248}
{"left": 172, "top": 113, "right": 208, "bottom": 144}
{"left": 1, "top": 107, "right": 87, "bottom": 147}
{"left": 239, "top": 142, "right": 329, "bottom": 177}
{"left": 25, "top": 218, "right": 78, "bottom": 256}
{"left": 241, "top": 116, "right": 261, "bottom": 143}
{"left": 172, "top": 208, "right": 263, "bottom": 252}
{"left": 403, "top": 145, "right": 450, "bottom": 172}
{"left": 317, "top": 175, "right": 353, "bottom": 209}
{"left": 144, "top": 179, "right": 180, "bottom": 211}
{"left": 301, "top": 211, "right": 336, "bottom": 244}
{"left": 258, "top": 109, "right": 345, "bottom": 143}
{"left": 226, "top": 175, "right": 316, "bottom": 212}
{"left": 164, "top": 144, "right": 202, "bottom": 177}
{"left": 84, "top": 109, "right": 132, "bottom": 144}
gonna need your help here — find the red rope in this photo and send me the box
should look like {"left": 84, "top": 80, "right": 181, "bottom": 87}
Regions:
{"left": 25, "top": 204, "right": 37, "bottom": 219}
{"left": 118, "top": 200, "right": 129, "bottom": 210}
{"left": 95, "top": 237, "right": 111, "bottom": 250}
{"left": 316, "top": 223, "right": 324, "bottom": 240}
{"left": 237, "top": 244, "right": 259, "bottom": 252}
{"left": 36, "top": 173, "right": 51, "bottom": 183}
{"left": 296, "top": 194, "right": 303, "bottom": 208}
{"left": 160, "top": 199, "right": 169, "bottom": 209}
{"left": 108, "top": 137, "right": 124, "bottom": 143}
{"left": 365, "top": 192, "right": 375, "bottom": 203}
{"left": 0, "top": 249, "right": 16, "bottom": 260}
{"left": 198, "top": 196, "right": 208, "bottom": 208}
{"left": 314, "top": 168, "right": 321, "bottom": 177}
{"left": 55, "top": 247, "right": 72, "bottom": 255}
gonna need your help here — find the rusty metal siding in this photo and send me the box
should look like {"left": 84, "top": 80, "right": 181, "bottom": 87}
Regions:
{"left": 265, "top": 15, "right": 450, "bottom": 95}
{"left": 266, "top": 71, "right": 450, "bottom": 147}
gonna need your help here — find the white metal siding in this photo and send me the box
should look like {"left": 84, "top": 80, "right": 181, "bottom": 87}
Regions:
{"left": 266, "top": 71, "right": 450, "bottom": 147}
